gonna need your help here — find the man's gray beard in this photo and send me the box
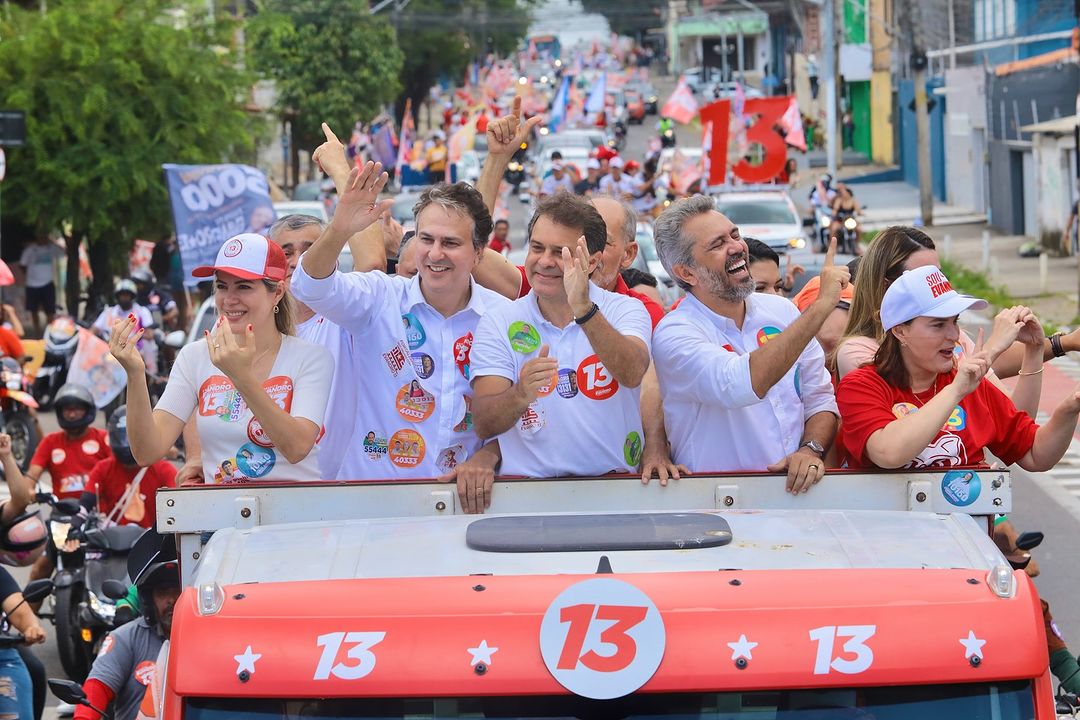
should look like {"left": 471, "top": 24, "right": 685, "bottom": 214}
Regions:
{"left": 697, "top": 263, "right": 754, "bottom": 303}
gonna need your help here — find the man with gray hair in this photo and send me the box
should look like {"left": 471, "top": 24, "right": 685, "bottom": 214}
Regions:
{"left": 651, "top": 196, "right": 849, "bottom": 493}
{"left": 292, "top": 160, "right": 510, "bottom": 512}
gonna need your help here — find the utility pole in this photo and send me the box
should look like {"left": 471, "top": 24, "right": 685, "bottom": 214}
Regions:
{"left": 903, "top": 0, "right": 934, "bottom": 226}
{"left": 822, "top": 0, "right": 838, "bottom": 177}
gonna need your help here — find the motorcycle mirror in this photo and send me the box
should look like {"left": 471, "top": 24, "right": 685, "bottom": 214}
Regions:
{"left": 54, "top": 498, "right": 82, "bottom": 516}
{"left": 48, "top": 678, "right": 88, "bottom": 706}
{"left": 34, "top": 491, "right": 54, "bottom": 504}
{"left": 164, "top": 330, "right": 187, "bottom": 349}
{"left": 21, "top": 579, "right": 54, "bottom": 604}
{"left": 1015, "top": 531, "right": 1044, "bottom": 551}
{"left": 101, "top": 579, "right": 129, "bottom": 601}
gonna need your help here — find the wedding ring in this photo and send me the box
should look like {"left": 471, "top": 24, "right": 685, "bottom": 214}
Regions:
{"left": 213, "top": 344, "right": 221, "bottom": 350}
{"left": 809, "top": 464, "right": 819, "bottom": 471}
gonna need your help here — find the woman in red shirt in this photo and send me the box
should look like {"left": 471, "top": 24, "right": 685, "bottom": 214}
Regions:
{"left": 837, "top": 265, "right": 1080, "bottom": 470}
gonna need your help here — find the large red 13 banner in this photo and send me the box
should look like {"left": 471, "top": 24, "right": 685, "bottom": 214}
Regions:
{"left": 700, "top": 97, "right": 790, "bottom": 185}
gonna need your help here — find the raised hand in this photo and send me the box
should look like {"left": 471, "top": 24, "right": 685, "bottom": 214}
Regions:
{"left": 206, "top": 317, "right": 256, "bottom": 383}
{"left": 952, "top": 350, "right": 991, "bottom": 398}
{"left": 487, "top": 96, "right": 544, "bottom": 158}
{"left": 985, "top": 306, "right": 1025, "bottom": 359}
{"left": 560, "top": 236, "right": 593, "bottom": 316}
{"left": 814, "top": 238, "right": 850, "bottom": 308}
{"left": 517, "top": 345, "right": 559, "bottom": 404}
{"left": 108, "top": 315, "right": 147, "bottom": 375}
{"left": 0, "top": 434, "right": 11, "bottom": 459}
{"left": 380, "top": 209, "right": 405, "bottom": 258}
{"left": 311, "top": 122, "right": 350, "bottom": 189}
{"left": 330, "top": 161, "right": 394, "bottom": 238}
{"left": 1015, "top": 306, "right": 1046, "bottom": 347}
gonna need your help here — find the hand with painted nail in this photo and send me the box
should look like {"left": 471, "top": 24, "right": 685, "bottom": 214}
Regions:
{"left": 108, "top": 314, "right": 146, "bottom": 375}
{"left": 206, "top": 318, "right": 257, "bottom": 384}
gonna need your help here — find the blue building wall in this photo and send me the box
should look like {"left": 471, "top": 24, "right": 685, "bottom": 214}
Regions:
{"left": 975, "top": 0, "right": 1075, "bottom": 66}
{"left": 898, "top": 78, "right": 947, "bottom": 202}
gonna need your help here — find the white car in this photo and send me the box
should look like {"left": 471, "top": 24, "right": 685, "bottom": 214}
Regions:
{"left": 630, "top": 221, "right": 682, "bottom": 308}
{"left": 712, "top": 191, "right": 806, "bottom": 254}
{"left": 273, "top": 201, "right": 328, "bottom": 223}
{"left": 680, "top": 67, "right": 721, "bottom": 94}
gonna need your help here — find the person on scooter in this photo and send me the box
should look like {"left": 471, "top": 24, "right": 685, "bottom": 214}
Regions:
{"left": 0, "top": 565, "right": 47, "bottom": 719}
{"left": 75, "top": 530, "right": 179, "bottom": 720}
{"left": 828, "top": 183, "right": 862, "bottom": 255}
{"left": 129, "top": 269, "right": 178, "bottom": 332}
{"left": 12, "top": 384, "right": 111, "bottom": 584}
{"left": 81, "top": 407, "right": 176, "bottom": 529}
{"left": 92, "top": 280, "right": 158, "bottom": 376}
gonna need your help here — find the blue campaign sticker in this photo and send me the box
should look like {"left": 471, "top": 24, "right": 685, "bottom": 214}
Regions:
{"left": 401, "top": 313, "right": 427, "bottom": 350}
{"left": 411, "top": 352, "right": 435, "bottom": 379}
{"left": 793, "top": 367, "right": 801, "bottom": 399}
{"left": 236, "top": 442, "right": 276, "bottom": 479}
{"left": 941, "top": 470, "right": 981, "bottom": 507}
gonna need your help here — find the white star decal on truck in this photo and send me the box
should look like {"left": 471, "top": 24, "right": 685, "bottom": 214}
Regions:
{"left": 727, "top": 634, "right": 758, "bottom": 661}
{"left": 959, "top": 631, "right": 986, "bottom": 660}
{"left": 234, "top": 645, "right": 262, "bottom": 675}
{"left": 467, "top": 640, "right": 499, "bottom": 666}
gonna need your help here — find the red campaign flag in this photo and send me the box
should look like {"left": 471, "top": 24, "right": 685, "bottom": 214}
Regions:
{"left": 701, "top": 96, "right": 791, "bottom": 185}
{"left": 779, "top": 97, "right": 807, "bottom": 151}
{"left": 660, "top": 78, "right": 698, "bottom": 125}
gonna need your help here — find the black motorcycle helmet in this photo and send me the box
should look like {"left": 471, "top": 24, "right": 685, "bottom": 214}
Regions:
{"left": 54, "top": 383, "right": 96, "bottom": 432}
{"left": 107, "top": 406, "right": 136, "bottom": 466}
{"left": 129, "top": 268, "right": 155, "bottom": 287}
{"left": 128, "top": 529, "right": 180, "bottom": 627}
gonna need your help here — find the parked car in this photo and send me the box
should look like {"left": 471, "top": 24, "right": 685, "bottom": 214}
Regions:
{"left": 712, "top": 190, "right": 805, "bottom": 254}
{"left": 273, "top": 201, "right": 329, "bottom": 223}
{"left": 680, "top": 67, "right": 722, "bottom": 94}
{"left": 707, "top": 82, "right": 764, "bottom": 101}
{"left": 291, "top": 180, "right": 322, "bottom": 202}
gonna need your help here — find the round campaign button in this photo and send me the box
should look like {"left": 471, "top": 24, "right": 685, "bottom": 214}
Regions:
{"left": 508, "top": 321, "right": 541, "bottom": 354}
{"left": 396, "top": 381, "right": 436, "bottom": 423}
{"left": 389, "top": 429, "right": 425, "bottom": 468}
{"left": 623, "top": 431, "right": 643, "bottom": 466}
{"left": 576, "top": 354, "right": 619, "bottom": 401}
{"left": 411, "top": 352, "right": 435, "bottom": 379}
{"left": 756, "top": 325, "right": 781, "bottom": 346}
{"left": 401, "top": 313, "right": 427, "bottom": 350}
{"left": 556, "top": 368, "right": 579, "bottom": 399}
{"left": 539, "top": 578, "right": 666, "bottom": 700}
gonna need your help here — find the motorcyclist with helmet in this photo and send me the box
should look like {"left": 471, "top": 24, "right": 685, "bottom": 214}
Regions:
{"left": 5, "top": 384, "right": 111, "bottom": 584}
{"left": 91, "top": 280, "right": 158, "bottom": 376}
{"left": 129, "top": 269, "right": 178, "bottom": 332}
{"left": 75, "top": 529, "right": 179, "bottom": 720}
{"left": 81, "top": 407, "right": 176, "bottom": 529}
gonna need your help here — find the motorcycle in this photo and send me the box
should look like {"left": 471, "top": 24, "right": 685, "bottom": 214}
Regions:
{"left": 836, "top": 213, "right": 861, "bottom": 255}
{"left": 660, "top": 127, "right": 676, "bottom": 149}
{"left": 39, "top": 493, "right": 142, "bottom": 682}
{"left": 32, "top": 316, "right": 80, "bottom": 410}
{"left": 0, "top": 355, "right": 40, "bottom": 472}
{"left": 504, "top": 160, "right": 526, "bottom": 196}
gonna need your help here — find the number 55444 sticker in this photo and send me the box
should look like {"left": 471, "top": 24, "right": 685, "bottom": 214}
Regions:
{"left": 539, "top": 578, "right": 666, "bottom": 700}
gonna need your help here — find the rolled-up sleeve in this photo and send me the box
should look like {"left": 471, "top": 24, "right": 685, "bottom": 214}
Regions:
{"left": 653, "top": 317, "right": 759, "bottom": 409}
{"left": 797, "top": 337, "right": 839, "bottom": 420}
{"left": 291, "top": 260, "right": 388, "bottom": 336}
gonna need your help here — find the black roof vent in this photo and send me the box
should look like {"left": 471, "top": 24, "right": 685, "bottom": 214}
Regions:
{"left": 466, "top": 513, "right": 732, "bottom": 553}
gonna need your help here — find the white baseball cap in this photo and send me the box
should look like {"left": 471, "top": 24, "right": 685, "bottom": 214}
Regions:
{"left": 609, "top": 156, "right": 625, "bottom": 169}
{"left": 586, "top": 158, "right": 601, "bottom": 170}
{"left": 880, "top": 265, "right": 988, "bottom": 331}
{"left": 193, "top": 233, "right": 288, "bottom": 282}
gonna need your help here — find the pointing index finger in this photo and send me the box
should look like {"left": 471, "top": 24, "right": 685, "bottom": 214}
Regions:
{"left": 824, "top": 236, "right": 836, "bottom": 268}
{"left": 511, "top": 95, "right": 522, "bottom": 124}
{"left": 321, "top": 122, "right": 340, "bottom": 144}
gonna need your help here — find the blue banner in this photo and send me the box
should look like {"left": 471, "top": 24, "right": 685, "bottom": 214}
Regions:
{"left": 163, "top": 163, "right": 276, "bottom": 287}
{"left": 548, "top": 76, "right": 570, "bottom": 133}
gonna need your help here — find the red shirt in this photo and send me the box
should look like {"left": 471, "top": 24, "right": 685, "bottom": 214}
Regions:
{"left": 0, "top": 327, "right": 23, "bottom": 359}
{"left": 31, "top": 428, "right": 111, "bottom": 499}
{"left": 489, "top": 236, "right": 508, "bottom": 255}
{"left": 85, "top": 457, "right": 177, "bottom": 528}
{"left": 516, "top": 266, "right": 664, "bottom": 328}
{"left": 836, "top": 366, "right": 1038, "bottom": 469}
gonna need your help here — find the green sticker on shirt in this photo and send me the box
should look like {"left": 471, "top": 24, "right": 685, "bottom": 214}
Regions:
{"left": 508, "top": 321, "right": 542, "bottom": 354}
{"left": 624, "top": 431, "right": 643, "bottom": 467}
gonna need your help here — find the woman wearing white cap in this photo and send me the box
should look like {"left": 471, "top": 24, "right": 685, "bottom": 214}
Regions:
{"left": 836, "top": 265, "right": 1080, "bottom": 471}
{"left": 108, "top": 233, "right": 334, "bottom": 483}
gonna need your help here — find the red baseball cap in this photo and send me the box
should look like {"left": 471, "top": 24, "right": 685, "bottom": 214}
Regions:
{"left": 594, "top": 146, "right": 619, "bottom": 161}
{"left": 192, "top": 233, "right": 287, "bottom": 282}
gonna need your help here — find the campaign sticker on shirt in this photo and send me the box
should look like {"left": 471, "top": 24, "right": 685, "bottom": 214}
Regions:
{"left": 892, "top": 402, "right": 918, "bottom": 419}
{"left": 556, "top": 368, "right": 579, "bottom": 399}
{"left": 576, "top": 355, "right": 619, "bottom": 401}
{"left": 508, "top": 321, "right": 542, "bottom": 354}
{"left": 236, "top": 443, "right": 276, "bottom": 479}
{"left": 247, "top": 417, "right": 274, "bottom": 448}
{"left": 263, "top": 376, "right": 294, "bottom": 412}
{"left": 51, "top": 448, "right": 66, "bottom": 465}
{"left": 389, "top": 429, "right": 426, "bottom": 468}
{"left": 945, "top": 406, "right": 967, "bottom": 430}
{"left": 59, "top": 474, "right": 88, "bottom": 494}
{"left": 756, "top": 326, "right": 781, "bottom": 346}
{"left": 453, "top": 395, "right": 473, "bottom": 433}
{"left": 536, "top": 368, "right": 559, "bottom": 397}
{"left": 941, "top": 470, "right": 981, "bottom": 507}
{"left": 199, "top": 375, "right": 245, "bottom": 422}
{"left": 519, "top": 402, "right": 546, "bottom": 435}
{"left": 454, "top": 332, "right": 473, "bottom": 379}
{"left": 135, "top": 660, "right": 156, "bottom": 686}
{"left": 99, "top": 635, "right": 114, "bottom": 658}
{"left": 362, "top": 431, "right": 388, "bottom": 461}
{"left": 623, "top": 431, "right": 643, "bottom": 467}
{"left": 396, "top": 381, "right": 436, "bottom": 422}
{"left": 382, "top": 341, "right": 410, "bottom": 377}
{"left": 435, "top": 445, "right": 467, "bottom": 474}
{"left": 82, "top": 439, "right": 100, "bottom": 455}
{"left": 402, "top": 313, "right": 427, "bottom": 350}
{"left": 793, "top": 367, "right": 801, "bottom": 399}
{"left": 722, "top": 343, "right": 735, "bottom": 353}
{"left": 411, "top": 352, "right": 435, "bottom": 379}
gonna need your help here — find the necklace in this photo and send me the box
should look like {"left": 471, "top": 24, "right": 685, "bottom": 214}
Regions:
{"left": 910, "top": 375, "right": 939, "bottom": 406}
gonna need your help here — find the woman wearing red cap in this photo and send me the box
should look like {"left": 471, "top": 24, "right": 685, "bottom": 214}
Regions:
{"left": 108, "top": 233, "right": 333, "bottom": 482}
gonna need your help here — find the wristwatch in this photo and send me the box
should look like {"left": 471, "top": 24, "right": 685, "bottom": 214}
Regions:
{"left": 800, "top": 440, "right": 825, "bottom": 458}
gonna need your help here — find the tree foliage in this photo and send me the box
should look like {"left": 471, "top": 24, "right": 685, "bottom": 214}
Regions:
{"left": 578, "top": 0, "right": 664, "bottom": 38}
{"left": 247, "top": 0, "right": 404, "bottom": 153}
{"left": 0, "top": 0, "right": 256, "bottom": 307}
{"left": 393, "top": 0, "right": 534, "bottom": 117}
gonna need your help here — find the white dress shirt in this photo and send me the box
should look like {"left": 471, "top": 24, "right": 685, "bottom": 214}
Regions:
{"left": 652, "top": 292, "right": 838, "bottom": 472}
{"left": 296, "top": 313, "right": 354, "bottom": 480}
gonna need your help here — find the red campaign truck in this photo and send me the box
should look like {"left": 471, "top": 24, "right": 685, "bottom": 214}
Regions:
{"left": 143, "top": 469, "right": 1060, "bottom": 719}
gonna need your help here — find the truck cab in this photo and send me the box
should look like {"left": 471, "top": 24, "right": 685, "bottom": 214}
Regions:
{"left": 148, "top": 469, "right": 1057, "bottom": 719}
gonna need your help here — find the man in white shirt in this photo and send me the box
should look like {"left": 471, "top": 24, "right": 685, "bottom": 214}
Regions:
{"left": 597, "top": 156, "right": 636, "bottom": 200}
{"left": 470, "top": 194, "right": 651, "bottom": 477}
{"left": 293, "top": 161, "right": 510, "bottom": 512}
{"left": 19, "top": 235, "right": 65, "bottom": 336}
{"left": 539, "top": 161, "right": 574, "bottom": 198}
{"left": 651, "top": 196, "right": 849, "bottom": 493}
